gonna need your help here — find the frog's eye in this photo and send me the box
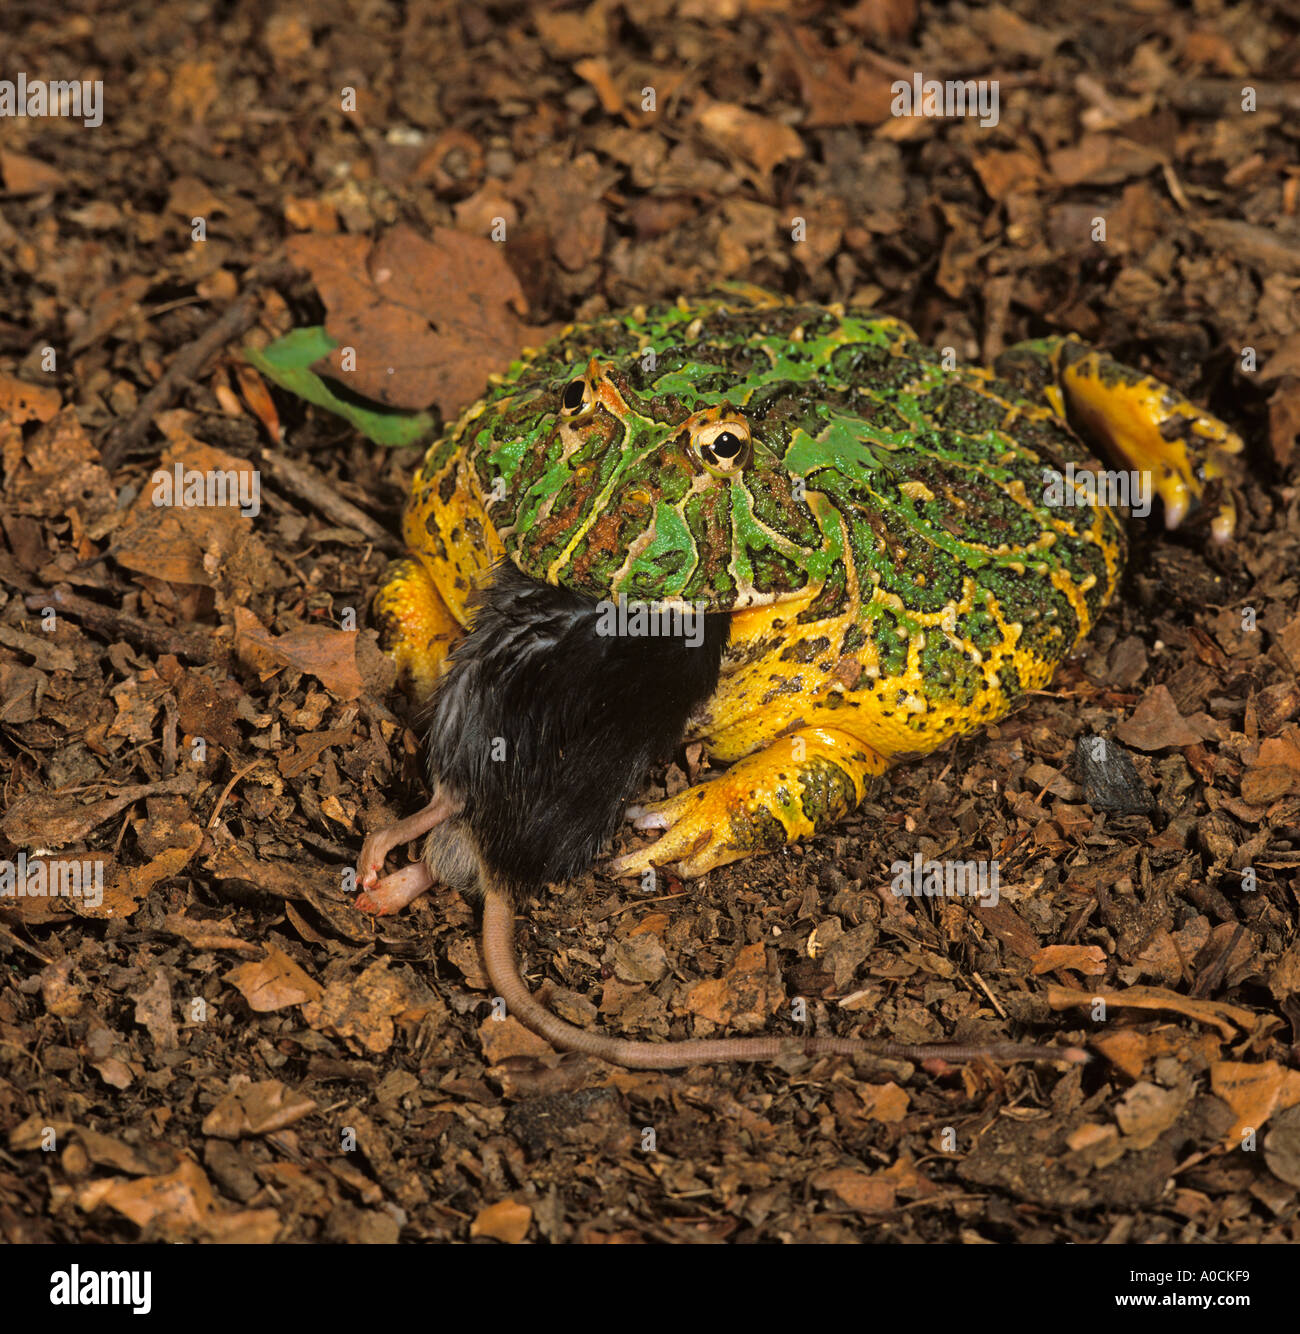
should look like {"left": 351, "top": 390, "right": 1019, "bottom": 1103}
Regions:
{"left": 560, "top": 375, "right": 597, "bottom": 420}
{"left": 692, "top": 420, "right": 752, "bottom": 475}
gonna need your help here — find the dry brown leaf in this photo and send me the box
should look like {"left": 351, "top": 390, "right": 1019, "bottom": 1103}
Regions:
{"left": 479, "top": 1011, "right": 555, "bottom": 1063}
{"left": 300, "top": 959, "right": 436, "bottom": 1052}
{"left": 8, "top": 1113, "right": 76, "bottom": 1151}
{"left": 535, "top": 9, "right": 604, "bottom": 60}
{"left": 2, "top": 407, "right": 111, "bottom": 522}
{"left": 572, "top": 57, "right": 622, "bottom": 115}
{"left": 286, "top": 225, "right": 553, "bottom": 416}
{"left": 0, "top": 149, "right": 64, "bottom": 194}
{"left": 230, "top": 360, "right": 283, "bottom": 444}
{"left": 1046, "top": 983, "right": 1258, "bottom": 1038}
{"left": 683, "top": 942, "right": 780, "bottom": 1032}
{"left": 812, "top": 1167, "right": 897, "bottom": 1214}
{"left": 0, "top": 372, "right": 61, "bottom": 424}
{"left": 69, "top": 275, "right": 150, "bottom": 353}
{"left": 74, "top": 1128, "right": 180, "bottom": 1176}
{"left": 694, "top": 102, "right": 805, "bottom": 188}
{"left": 81, "top": 824, "right": 204, "bottom": 922}
{"left": 842, "top": 0, "right": 919, "bottom": 41}
{"left": 165, "top": 174, "right": 224, "bottom": 221}
{"left": 859, "top": 1081, "right": 909, "bottom": 1123}
{"left": 1093, "top": 1024, "right": 1152, "bottom": 1077}
{"left": 232, "top": 607, "right": 364, "bottom": 701}
{"left": 973, "top": 148, "right": 1044, "bottom": 200}
{"left": 1241, "top": 728, "right": 1300, "bottom": 804}
{"left": 278, "top": 725, "right": 358, "bottom": 780}
{"left": 1210, "top": 1060, "right": 1300, "bottom": 1149}
{"left": 40, "top": 958, "right": 85, "bottom": 1017}
{"left": 1115, "top": 1080, "right": 1187, "bottom": 1148}
{"left": 447, "top": 935, "right": 490, "bottom": 989}
{"left": 114, "top": 436, "right": 262, "bottom": 587}
{"left": 514, "top": 156, "right": 613, "bottom": 272}
{"left": 201, "top": 1078, "right": 319, "bottom": 1139}
{"left": 86, "top": 865, "right": 151, "bottom": 921}
{"left": 1115, "top": 684, "right": 1209, "bottom": 750}
{"left": 1030, "top": 944, "right": 1108, "bottom": 976}
{"left": 1067, "top": 1122, "right": 1118, "bottom": 1152}
{"left": 1049, "top": 134, "right": 1165, "bottom": 186}
{"left": 85, "top": 1020, "right": 136, "bottom": 1089}
{"left": 1266, "top": 376, "right": 1299, "bottom": 471}
{"left": 225, "top": 941, "right": 324, "bottom": 1012}
{"left": 77, "top": 1157, "right": 279, "bottom": 1242}
{"left": 470, "top": 1198, "right": 532, "bottom": 1243}
{"left": 132, "top": 969, "right": 179, "bottom": 1051}
{"left": 777, "top": 28, "right": 896, "bottom": 128}
{"left": 0, "top": 660, "right": 43, "bottom": 724}
{"left": 0, "top": 775, "right": 195, "bottom": 848}
{"left": 1263, "top": 1107, "right": 1300, "bottom": 1187}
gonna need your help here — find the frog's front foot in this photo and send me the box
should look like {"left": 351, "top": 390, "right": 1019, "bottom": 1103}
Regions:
{"left": 611, "top": 728, "right": 887, "bottom": 880}
{"left": 614, "top": 780, "right": 739, "bottom": 878}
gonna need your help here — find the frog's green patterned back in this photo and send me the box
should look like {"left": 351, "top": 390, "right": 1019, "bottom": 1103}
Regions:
{"left": 420, "top": 295, "right": 1123, "bottom": 690}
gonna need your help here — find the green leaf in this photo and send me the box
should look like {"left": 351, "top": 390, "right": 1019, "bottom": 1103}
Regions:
{"left": 244, "top": 327, "right": 437, "bottom": 448}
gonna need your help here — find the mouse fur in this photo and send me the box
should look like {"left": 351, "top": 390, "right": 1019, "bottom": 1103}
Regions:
{"left": 421, "top": 561, "right": 728, "bottom": 899}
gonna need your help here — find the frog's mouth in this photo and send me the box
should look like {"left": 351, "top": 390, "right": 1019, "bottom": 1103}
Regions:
{"left": 502, "top": 432, "right": 823, "bottom": 614}
{"left": 505, "top": 479, "right": 820, "bottom": 614}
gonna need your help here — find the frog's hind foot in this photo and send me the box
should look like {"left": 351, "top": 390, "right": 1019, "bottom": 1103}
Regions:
{"left": 995, "top": 336, "right": 1244, "bottom": 542}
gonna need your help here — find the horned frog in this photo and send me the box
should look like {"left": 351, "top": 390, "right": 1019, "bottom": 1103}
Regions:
{"left": 368, "top": 287, "right": 1241, "bottom": 887}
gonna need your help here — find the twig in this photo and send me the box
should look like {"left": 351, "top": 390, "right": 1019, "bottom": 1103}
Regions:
{"left": 23, "top": 587, "right": 222, "bottom": 665}
{"left": 100, "top": 256, "right": 298, "bottom": 472}
{"left": 1191, "top": 922, "right": 1247, "bottom": 999}
{"left": 0, "top": 922, "right": 53, "bottom": 965}
{"left": 207, "top": 760, "right": 261, "bottom": 830}
{"left": 1163, "top": 78, "right": 1300, "bottom": 116}
{"left": 259, "top": 447, "right": 404, "bottom": 554}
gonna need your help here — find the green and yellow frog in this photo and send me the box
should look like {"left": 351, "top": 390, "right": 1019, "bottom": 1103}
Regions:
{"left": 369, "top": 288, "right": 1241, "bottom": 886}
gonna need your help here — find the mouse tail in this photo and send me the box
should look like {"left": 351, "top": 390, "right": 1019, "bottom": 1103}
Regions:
{"left": 480, "top": 885, "right": 1090, "bottom": 1070}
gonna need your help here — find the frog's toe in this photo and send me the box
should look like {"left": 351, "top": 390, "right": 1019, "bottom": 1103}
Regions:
{"left": 612, "top": 730, "right": 882, "bottom": 881}
{"left": 625, "top": 804, "right": 671, "bottom": 831}
{"left": 609, "top": 836, "right": 727, "bottom": 881}
{"left": 1146, "top": 410, "right": 1241, "bottom": 542}
{"left": 1058, "top": 350, "right": 1244, "bottom": 541}
{"left": 610, "top": 784, "right": 739, "bottom": 879}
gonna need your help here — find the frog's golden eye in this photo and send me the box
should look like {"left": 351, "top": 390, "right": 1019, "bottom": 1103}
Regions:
{"left": 560, "top": 375, "right": 597, "bottom": 420}
{"left": 693, "top": 420, "right": 752, "bottom": 475}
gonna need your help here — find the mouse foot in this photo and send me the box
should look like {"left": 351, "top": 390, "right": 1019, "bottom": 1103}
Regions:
{"left": 356, "top": 860, "right": 435, "bottom": 915}
{"left": 356, "top": 787, "right": 461, "bottom": 891}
